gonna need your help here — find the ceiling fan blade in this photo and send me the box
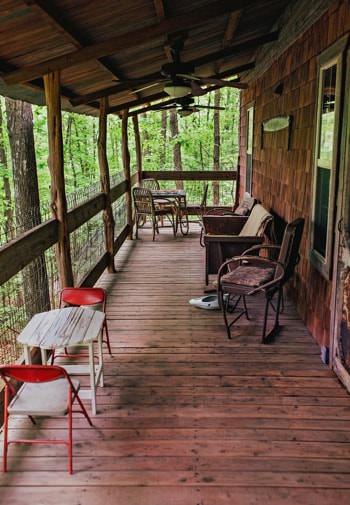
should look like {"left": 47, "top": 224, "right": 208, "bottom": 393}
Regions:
{"left": 196, "top": 105, "right": 226, "bottom": 110}
{"left": 151, "top": 104, "right": 178, "bottom": 111}
{"left": 190, "top": 80, "right": 206, "bottom": 96}
{"left": 133, "top": 82, "right": 161, "bottom": 93}
{"left": 198, "top": 77, "right": 248, "bottom": 89}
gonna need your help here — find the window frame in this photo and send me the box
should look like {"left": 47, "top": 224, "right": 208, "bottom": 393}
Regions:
{"left": 245, "top": 103, "right": 254, "bottom": 195}
{"left": 310, "top": 37, "right": 347, "bottom": 280}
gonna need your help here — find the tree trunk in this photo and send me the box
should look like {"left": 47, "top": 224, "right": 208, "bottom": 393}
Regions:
{"left": 132, "top": 115, "right": 142, "bottom": 184}
{"left": 160, "top": 110, "right": 167, "bottom": 167}
{"left": 44, "top": 71, "right": 74, "bottom": 289}
{"left": 212, "top": 89, "right": 221, "bottom": 205}
{"left": 5, "top": 98, "right": 50, "bottom": 318}
{"left": 0, "top": 102, "right": 14, "bottom": 240}
{"left": 98, "top": 97, "right": 116, "bottom": 273}
{"left": 121, "top": 110, "right": 133, "bottom": 238}
{"left": 170, "top": 110, "right": 183, "bottom": 189}
{"left": 66, "top": 115, "right": 77, "bottom": 190}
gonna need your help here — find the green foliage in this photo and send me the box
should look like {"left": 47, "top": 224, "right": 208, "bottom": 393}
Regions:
{"left": 0, "top": 87, "right": 240, "bottom": 235}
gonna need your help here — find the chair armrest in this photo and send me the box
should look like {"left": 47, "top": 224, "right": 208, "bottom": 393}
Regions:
{"left": 205, "top": 208, "right": 235, "bottom": 216}
{"left": 243, "top": 244, "right": 281, "bottom": 256}
{"left": 204, "top": 235, "right": 263, "bottom": 244}
{"left": 202, "top": 215, "right": 249, "bottom": 235}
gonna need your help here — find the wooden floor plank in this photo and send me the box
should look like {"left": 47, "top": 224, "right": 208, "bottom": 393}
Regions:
{"left": 1, "top": 226, "right": 350, "bottom": 504}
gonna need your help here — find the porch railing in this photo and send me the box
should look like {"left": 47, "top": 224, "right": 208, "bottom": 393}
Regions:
{"left": 0, "top": 169, "right": 236, "bottom": 366}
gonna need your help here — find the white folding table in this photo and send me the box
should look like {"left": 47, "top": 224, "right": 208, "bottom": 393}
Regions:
{"left": 17, "top": 306, "right": 105, "bottom": 415}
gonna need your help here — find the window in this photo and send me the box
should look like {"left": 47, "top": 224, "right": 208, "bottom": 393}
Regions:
{"left": 245, "top": 105, "right": 254, "bottom": 194}
{"left": 311, "top": 38, "right": 347, "bottom": 279}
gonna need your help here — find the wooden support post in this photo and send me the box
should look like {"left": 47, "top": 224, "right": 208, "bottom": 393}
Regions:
{"left": 121, "top": 109, "right": 133, "bottom": 238}
{"left": 132, "top": 115, "right": 142, "bottom": 184}
{"left": 98, "top": 97, "right": 116, "bottom": 273}
{"left": 43, "top": 71, "right": 74, "bottom": 288}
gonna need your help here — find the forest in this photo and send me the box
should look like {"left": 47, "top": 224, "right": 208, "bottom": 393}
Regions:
{"left": 0, "top": 87, "right": 240, "bottom": 365}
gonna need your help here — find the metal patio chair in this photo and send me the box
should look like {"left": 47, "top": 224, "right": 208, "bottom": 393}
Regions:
{"left": 133, "top": 186, "right": 176, "bottom": 241}
{"left": 0, "top": 364, "right": 93, "bottom": 474}
{"left": 217, "top": 218, "right": 305, "bottom": 343}
{"left": 58, "top": 287, "right": 111, "bottom": 356}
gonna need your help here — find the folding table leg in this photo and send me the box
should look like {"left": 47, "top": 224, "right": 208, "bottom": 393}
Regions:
{"left": 23, "top": 345, "right": 32, "bottom": 364}
{"left": 98, "top": 332, "right": 104, "bottom": 388}
{"left": 88, "top": 343, "right": 97, "bottom": 416}
{"left": 40, "top": 348, "right": 48, "bottom": 365}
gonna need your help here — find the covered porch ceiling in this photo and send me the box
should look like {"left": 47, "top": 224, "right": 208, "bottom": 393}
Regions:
{"left": 0, "top": 0, "right": 290, "bottom": 116}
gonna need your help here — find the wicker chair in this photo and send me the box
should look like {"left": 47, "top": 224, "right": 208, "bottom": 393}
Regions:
{"left": 217, "top": 218, "right": 304, "bottom": 343}
{"left": 133, "top": 187, "right": 176, "bottom": 241}
{"left": 199, "top": 192, "right": 255, "bottom": 247}
{"left": 203, "top": 204, "right": 273, "bottom": 284}
{"left": 141, "top": 178, "right": 160, "bottom": 190}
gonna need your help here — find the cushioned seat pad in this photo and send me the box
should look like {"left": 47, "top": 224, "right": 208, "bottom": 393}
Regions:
{"left": 221, "top": 265, "right": 275, "bottom": 287}
{"left": 8, "top": 378, "right": 80, "bottom": 416}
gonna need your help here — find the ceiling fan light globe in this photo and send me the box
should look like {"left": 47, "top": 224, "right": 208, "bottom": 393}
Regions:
{"left": 163, "top": 83, "right": 192, "bottom": 98}
{"left": 178, "top": 108, "right": 193, "bottom": 117}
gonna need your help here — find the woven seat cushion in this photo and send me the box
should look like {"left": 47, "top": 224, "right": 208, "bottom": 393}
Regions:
{"left": 221, "top": 265, "right": 275, "bottom": 287}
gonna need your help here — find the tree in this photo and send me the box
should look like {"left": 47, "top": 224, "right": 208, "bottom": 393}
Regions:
{"left": 5, "top": 98, "right": 50, "bottom": 318}
{"left": 170, "top": 110, "right": 183, "bottom": 189}
{"left": 0, "top": 102, "right": 13, "bottom": 240}
{"left": 160, "top": 110, "right": 167, "bottom": 167}
{"left": 212, "top": 89, "right": 221, "bottom": 205}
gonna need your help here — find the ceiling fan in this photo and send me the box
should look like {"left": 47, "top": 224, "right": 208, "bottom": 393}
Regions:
{"left": 150, "top": 96, "right": 225, "bottom": 117}
{"left": 115, "top": 38, "right": 248, "bottom": 99}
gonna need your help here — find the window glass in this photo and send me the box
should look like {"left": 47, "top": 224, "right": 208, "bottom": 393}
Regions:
{"left": 319, "top": 65, "right": 337, "bottom": 164}
{"left": 313, "top": 63, "right": 338, "bottom": 259}
{"left": 314, "top": 167, "right": 331, "bottom": 257}
{"left": 246, "top": 106, "right": 254, "bottom": 193}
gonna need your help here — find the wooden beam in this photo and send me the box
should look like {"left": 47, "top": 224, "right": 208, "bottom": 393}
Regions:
{"left": 153, "top": 0, "right": 166, "bottom": 20}
{"left": 70, "top": 29, "right": 273, "bottom": 107}
{"left": 107, "top": 63, "right": 255, "bottom": 115}
{"left": 122, "top": 64, "right": 255, "bottom": 117}
{"left": 43, "top": 70, "right": 74, "bottom": 288}
{"left": 98, "top": 97, "right": 116, "bottom": 273}
{"left": 23, "top": 0, "right": 138, "bottom": 99}
{"left": 121, "top": 110, "right": 133, "bottom": 239}
{"left": 132, "top": 116, "right": 143, "bottom": 184}
{"left": 142, "top": 170, "right": 237, "bottom": 180}
{"left": 223, "top": 11, "right": 242, "bottom": 47}
{"left": 4, "top": 0, "right": 255, "bottom": 85}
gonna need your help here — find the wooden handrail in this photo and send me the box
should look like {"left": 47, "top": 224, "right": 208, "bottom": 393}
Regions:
{"left": 142, "top": 170, "right": 237, "bottom": 181}
{"left": 0, "top": 170, "right": 231, "bottom": 288}
{"left": 0, "top": 177, "right": 134, "bottom": 288}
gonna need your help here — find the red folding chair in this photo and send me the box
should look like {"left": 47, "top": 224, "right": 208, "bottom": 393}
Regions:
{"left": 59, "top": 287, "right": 112, "bottom": 355}
{"left": 0, "top": 365, "right": 92, "bottom": 474}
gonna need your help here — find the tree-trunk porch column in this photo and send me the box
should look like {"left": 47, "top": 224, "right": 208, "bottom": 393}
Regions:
{"left": 121, "top": 109, "right": 133, "bottom": 239}
{"left": 98, "top": 96, "right": 116, "bottom": 273}
{"left": 43, "top": 70, "right": 74, "bottom": 288}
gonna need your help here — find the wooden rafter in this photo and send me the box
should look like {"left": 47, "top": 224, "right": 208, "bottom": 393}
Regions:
{"left": 153, "top": 0, "right": 166, "bottom": 20}
{"left": 216, "top": 9, "right": 243, "bottom": 73}
{"left": 23, "top": 0, "right": 138, "bottom": 99}
{"left": 127, "top": 84, "right": 224, "bottom": 117}
{"left": 110, "top": 61, "right": 256, "bottom": 116}
{"left": 3, "top": 0, "right": 257, "bottom": 85}
{"left": 223, "top": 10, "right": 242, "bottom": 48}
{"left": 69, "top": 29, "right": 277, "bottom": 107}
{"left": 0, "top": 56, "right": 99, "bottom": 112}
{"left": 71, "top": 60, "right": 254, "bottom": 108}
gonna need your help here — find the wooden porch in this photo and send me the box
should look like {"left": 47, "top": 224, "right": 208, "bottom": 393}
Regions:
{"left": 1, "top": 226, "right": 350, "bottom": 505}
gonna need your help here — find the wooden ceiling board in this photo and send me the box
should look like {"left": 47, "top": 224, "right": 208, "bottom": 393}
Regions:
{"left": 0, "top": 0, "right": 294, "bottom": 114}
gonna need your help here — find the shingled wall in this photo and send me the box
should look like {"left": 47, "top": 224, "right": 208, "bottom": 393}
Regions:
{"left": 239, "top": 0, "right": 350, "bottom": 346}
